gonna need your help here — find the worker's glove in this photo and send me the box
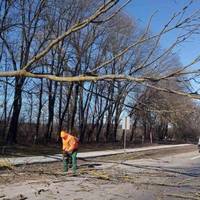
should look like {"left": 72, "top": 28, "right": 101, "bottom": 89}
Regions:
{"left": 67, "top": 151, "right": 73, "bottom": 155}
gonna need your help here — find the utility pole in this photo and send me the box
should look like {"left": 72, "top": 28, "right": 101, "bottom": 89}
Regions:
{"left": 122, "top": 116, "right": 130, "bottom": 151}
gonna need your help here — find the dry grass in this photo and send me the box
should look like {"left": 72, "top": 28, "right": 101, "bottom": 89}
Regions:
{"left": 0, "top": 159, "right": 13, "bottom": 170}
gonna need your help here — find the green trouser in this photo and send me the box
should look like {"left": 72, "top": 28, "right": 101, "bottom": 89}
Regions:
{"left": 63, "top": 151, "right": 78, "bottom": 174}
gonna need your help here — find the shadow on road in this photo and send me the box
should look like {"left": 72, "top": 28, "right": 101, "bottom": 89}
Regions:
{"left": 80, "top": 158, "right": 200, "bottom": 178}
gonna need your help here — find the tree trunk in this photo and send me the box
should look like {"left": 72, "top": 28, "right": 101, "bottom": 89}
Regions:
{"left": 79, "top": 83, "right": 94, "bottom": 143}
{"left": 45, "top": 81, "right": 58, "bottom": 142}
{"left": 35, "top": 78, "right": 43, "bottom": 144}
{"left": 58, "top": 83, "right": 74, "bottom": 132}
{"left": 113, "top": 110, "right": 120, "bottom": 142}
{"left": 70, "top": 84, "right": 79, "bottom": 131}
{"left": 96, "top": 117, "right": 104, "bottom": 142}
{"left": 143, "top": 121, "right": 147, "bottom": 143}
{"left": 2, "top": 77, "right": 8, "bottom": 140}
{"left": 130, "top": 117, "right": 138, "bottom": 142}
{"left": 6, "top": 78, "right": 24, "bottom": 144}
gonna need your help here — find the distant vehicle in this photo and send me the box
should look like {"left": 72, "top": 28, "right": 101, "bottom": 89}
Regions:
{"left": 198, "top": 137, "right": 200, "bottom": 153}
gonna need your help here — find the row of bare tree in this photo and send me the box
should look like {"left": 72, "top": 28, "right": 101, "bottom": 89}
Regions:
{"left": 0, "top": 0, "right": 200, "bottom": 144}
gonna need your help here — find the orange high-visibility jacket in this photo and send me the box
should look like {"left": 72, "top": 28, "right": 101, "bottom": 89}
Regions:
{"left": 60, "top": 131, "right": 79, "bottom": 152}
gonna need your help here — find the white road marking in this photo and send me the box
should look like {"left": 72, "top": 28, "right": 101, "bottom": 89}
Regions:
{"left": 190, "top": 155, "right": 200, "bottom": 160}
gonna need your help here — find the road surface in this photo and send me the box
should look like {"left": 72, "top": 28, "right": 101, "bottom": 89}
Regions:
{"left": 0, "top": 144, "right": 199, "bottom": 200}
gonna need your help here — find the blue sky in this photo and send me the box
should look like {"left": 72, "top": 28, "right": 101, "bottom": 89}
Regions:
{"left": 124, "top": 0, "right": 200, "bottom": 67}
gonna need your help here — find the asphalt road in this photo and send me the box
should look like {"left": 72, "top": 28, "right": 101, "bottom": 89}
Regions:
{"left": 116, "top": 148, "right": 200, "bottom": 199}
{"left": 74, "top": 145, "right": 200, "bottom": 200}
{"left": 0, "top": 145, "right": 200, "bottom": 200}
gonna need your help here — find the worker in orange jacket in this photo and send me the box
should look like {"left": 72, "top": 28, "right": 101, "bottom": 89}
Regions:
{"left": 60, "top": 130, "right": 79, "bottom": 174}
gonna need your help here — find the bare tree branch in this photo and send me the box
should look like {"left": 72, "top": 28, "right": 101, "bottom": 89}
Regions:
{"left": 22, "top": 0, "right": 120, "bottom": 71}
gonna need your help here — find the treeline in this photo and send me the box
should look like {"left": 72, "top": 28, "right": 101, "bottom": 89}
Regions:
{"left": 0, "top": 0, "right": 199, "bottom": 144}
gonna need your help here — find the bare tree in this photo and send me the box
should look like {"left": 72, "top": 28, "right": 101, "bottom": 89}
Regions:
{"left": 0, "top": 0, "right": 200, "bottom": 144}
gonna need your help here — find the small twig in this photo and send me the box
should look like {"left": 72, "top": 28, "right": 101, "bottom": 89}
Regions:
{"left": 0, "top": 194, "right": 5, "bottom": 199}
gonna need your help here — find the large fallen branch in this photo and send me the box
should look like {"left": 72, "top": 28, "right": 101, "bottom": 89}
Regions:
{"left": 1, "top": 69, "right": 200, "bottom": 100}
